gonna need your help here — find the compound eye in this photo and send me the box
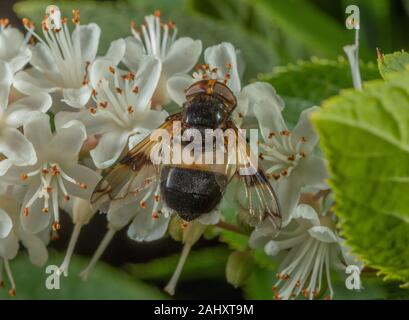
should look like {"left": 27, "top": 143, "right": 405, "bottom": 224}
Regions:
{"left": 213, "top": 82, "right": 236, "bottom": 111}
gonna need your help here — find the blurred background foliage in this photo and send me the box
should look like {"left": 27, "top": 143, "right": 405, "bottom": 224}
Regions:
{"left": 0, "top": 0, "right": 408, "bottom": 300}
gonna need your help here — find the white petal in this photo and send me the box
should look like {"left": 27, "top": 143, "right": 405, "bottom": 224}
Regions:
{"left": 49, "top": 120, "right": 87, "bottom": 162}
{"left": 62, "top": 86, "right": 92, "bottom": 109}
{"left": 297, "top": 155, "right": 328, "bottom": 189}
{"left": 249, "top": 82, "right": 287, "bottom": 141}
{"left": 308, "top": 226, "right": 338, "bottom": 243}
{"left": 122, "top": 37, "right": 145, "bottom": 72}
{"left": 264, "top": 240, "right": 281, "bottom": 256}
{"left": 204, "top": 42, "right": 241, "bottom": 94}
{"left": 292, "top": 106, "right": 319, "bottom": 152}
{"left": 5, "top": 93, "right": 52, "bottom": 128}
{"left": 248, "top": 228, "right": 270, "bottom": 249}
{"left": 0, "top": 128, "right": 37, "bottom": 167}
{"left": 0, "top": 159, "right": 13, "bottom": 176}
{"left": 62, "top": 164, "right": 102, "bottom": 201}
{"left": 196, "top": 210, "right": 221, "bottom": 225}
{"left": 72, "top": 23, "right": 101, "bottom": 63}
{"left": 0, "top": 27, "right": 24, "bottom": 61}
{"left": 0, "top": 231, "right": 19, "bottom": 260}
{"left": 127, "top": 211, "right": 170, "bottom": 242}
{"left": 132, "top": 56, "right": 162, "bottom": 108}
{"left": 19, "top": 231, "right": 48, "bottom": 266}
{"left": 273, "top": 177, "right": 302, "bottom": 226}
{"left": 20, "top": 182, "right": 52, "bottom": 234}
{"left": 236, "top": 49, "right": 246, "bottom": 79}
{"left": 0, "top": 60, "right": 12, "bottom": 108}
{"left": 23, "top": 111, "right": 53, "bottom": 153}
{"left": 9, "top": 47, "right": 32, "bottom": 73}
{"left": 293, "top": 204, "right": 320, "bottom": 226}
{"left": 90, "top": 130, "right": 129, "bottom": 169}
{"left": 13, "top": 69, "right": 59, "bottom": 95}
{"left": 55, "top": 110, "right": 118, "bottom": 136}
{"left": 163, "top": 38, "right": 202, "bottom": 75}
{"left": 30, "top": 43, "right": 58, "bottom": 74}
{"left": 104, "top": 38, "right": 126, "bottom": 65}
{"left": 108, "top": 196, "right": 139, "bottom": 229}
{"left": 167, "top": 74, "right": 193, "bottom": 106}
{"left": 0, "top": 208, "right": 12, "bottom": 239}
{"left": 89, "top": 58, "right": 113, "bottom": 88}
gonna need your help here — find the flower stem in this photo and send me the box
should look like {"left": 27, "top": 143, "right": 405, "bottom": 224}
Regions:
{"left": 59, "top": 223, "right": 83, "bottom": 276}
{"left": 164, "top": 241, "right": 192, "bottom": 296}
{"left": 79, "top": 227, "right": 116, "bottom": 281}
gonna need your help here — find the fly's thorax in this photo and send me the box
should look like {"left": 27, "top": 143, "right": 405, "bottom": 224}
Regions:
{"left": 183, "top": 94, "right": 227, "bottom": 129}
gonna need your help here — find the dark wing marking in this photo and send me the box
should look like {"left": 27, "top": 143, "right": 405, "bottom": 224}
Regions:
{"left": 224, "top": 121, "right": 282, "bottom": 230}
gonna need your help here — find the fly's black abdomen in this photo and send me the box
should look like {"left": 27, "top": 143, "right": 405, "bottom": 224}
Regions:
{"left": 160, "top": 166, "right": 227, "bottom": 221}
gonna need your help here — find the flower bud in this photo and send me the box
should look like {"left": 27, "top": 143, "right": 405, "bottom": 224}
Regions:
{"left": 168, "top": 216, "right": 183, "bottom": 242}
{"left": 225, "top": 250, "right": 254, "bottom": 288}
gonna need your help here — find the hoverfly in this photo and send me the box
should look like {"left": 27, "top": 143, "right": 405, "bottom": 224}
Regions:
{"left": 91, "top": 79, "right": 281, "bottom": 230}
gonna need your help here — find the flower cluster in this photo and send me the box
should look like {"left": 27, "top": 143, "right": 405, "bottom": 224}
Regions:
{"left": 0, "top": 5, "right": 359, "bottom": 299}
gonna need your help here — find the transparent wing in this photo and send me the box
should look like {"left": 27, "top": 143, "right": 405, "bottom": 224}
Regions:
{"left": 224, "top": 121, "right": 282, "bottom": 230}
{"left": 91, "top": 113, "right": 182, "bottom": 208}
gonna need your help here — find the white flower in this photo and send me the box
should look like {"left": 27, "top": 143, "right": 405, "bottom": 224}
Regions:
{"left": 0, "top": 18, "right": 32, "bottom": 78}
{"left": 58, "top": 197, "right": 97, "bottom": 276}
{"left": 14, "top": 6, "right": 117, "bottom": 110}
{"left": 255, "top": 105, "right": 327, "bottom": 225}
{"left": 0, "top": 61, "right": 52, "bottom": 175}
{"left": 124, "top": 11, "right": 202, "bottom": 106}
{"left": 250, "top": 203, "right": 350, "bottom": 300}
{"left": 80, "top": 170, "right": 220, "bottom": 281}
{"left": 2, "top": 112, "right": 101, "bottom": 234}
{"left": 0, "top": 194, "right": 49, "bottom": 296}
{"left": 56, "top": 55, "right": 168, "bottom": 169}
{"left": 167, "top": 42, "right": 264, "bottom": 127}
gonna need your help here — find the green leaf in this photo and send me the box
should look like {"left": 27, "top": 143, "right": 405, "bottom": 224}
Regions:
{"left": 253, "top": 0, "right": 363, "bottom": 59}
{"left": 331, "top": 273, "right": 389, "bottom": 300}
{"left": 125, "top": 247, "right": 229, "bottom": 282}
{"left": 259, "top": 58, "right": 380, "bottom": 127}
{"left": 312, "top": 70, "right": 409, "bottom": 284}
{"left": 242, "top": 265, "right": 274, "bottom": 300}
{"left": 378, "top": 50, "right": 409, "bottom": 79}
{"left": 0, "top": 251, "right": 168, "bottom": 299}
{"left": 15, "top": 0, "right": 277, "bottom": 82}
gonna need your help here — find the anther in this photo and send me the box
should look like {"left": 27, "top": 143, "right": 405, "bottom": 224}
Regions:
{"left": 99, "top": 101, "right": 108, "bottom": 108}
{"left": 52, "top": 222, "right": 61, "bottom": 231}
{"left": 132, "top": 86, "right": 139, "bottom": 94}
{"left": 64, "top": 195, "right": 70, "bottom": 202}
{"left": 108, "top": 66, "right": 115, "bottom": 74}
{"left": 8, "top": 289, "right": 16, "bottom": 297}
{"left": 127, "top": 106, "right": 134, "bottom": 114}
{"left": 20, "top": 173, "right": 28, "bottom": 181}
{"left": 23, "top": 208, "right": 29, "bottom": 217}
{"left": 154, "top": 195, "right": 160, "bottom": 202}
{"left": 268, "top": 132, "right": 276, "bottom": 139}
{"left": 79, "top": 183, "right": 87, "bottom": 189}
{"left": 140, "top": 201, "right": 147, "bottom": 208}
{"left": 42, "top": 208, "right": 49, "bottom": 214}
{"left": 72, "top": 9, "right": 80, "bottom": 24}
{"left": 115, "top": 87, "right": 122, "bottom": 94}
